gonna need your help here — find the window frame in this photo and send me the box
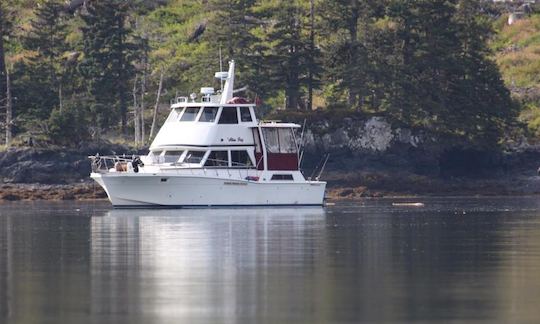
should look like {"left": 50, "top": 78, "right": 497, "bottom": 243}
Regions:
{"left": 204, "top": 150, "right": 230, "bottom": 167}
{"left": 239, "top": 106, "right": 253, "bottom": 122}
{"left": 162, "top": 150, "right": 185, "bottom": 164}
{"left": 261, "top": 127, "right": 298, "bottom": 154}
{"left": 218, "top": 107, "right": 239, "bottom": 124}
{"left": 181, "top": 150, "right": 207, "bottom": 165}
{"left": 166, "top": 108, "right": 184, "bottom": 123}
{"left": 230, "top": 150, "right": 255, "bottom": 168}
{"left": 271, "top": 174, "right": 294, "bottom": 181}
{"left": 198, "top": 106, "right": 220, "bottom": 123}
{"left": 179, "top": 107, "right": 201, "bottom": 122}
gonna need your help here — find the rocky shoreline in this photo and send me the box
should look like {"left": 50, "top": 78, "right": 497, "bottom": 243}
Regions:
{"left": 0, "top": 182, "right": 107, "bottom": 201}
{"left": 1, "top": 173, "right": 540, "bottom": 202}
{"left": 1, "top": 129, "right": 540, "bottom": 201}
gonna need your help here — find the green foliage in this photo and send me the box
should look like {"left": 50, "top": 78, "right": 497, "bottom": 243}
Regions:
{"left": 17, "top": 0, "right": 68, "bottom": 121}
{"left": 79, "top": 0, "right": 136, "bottom": 132}
{"left": 0, "top": 0, "right": 527, "bottom": 148}
{"left": 493, "top": 13, "right": 540, "bottom": 138}
{"left": 47, "top": 100, "right": 89, "bottom": 146}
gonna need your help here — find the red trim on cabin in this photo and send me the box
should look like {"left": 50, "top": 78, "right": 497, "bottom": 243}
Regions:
{"left": 267, "top": 153, "right": 298, "bottom": 171}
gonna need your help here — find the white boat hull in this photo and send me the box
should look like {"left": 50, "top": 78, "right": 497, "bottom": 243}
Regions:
{"left": 91, "top": 173, "right": 326, "bottom": 207}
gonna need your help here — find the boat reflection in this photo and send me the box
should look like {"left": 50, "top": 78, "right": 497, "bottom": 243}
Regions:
{"left": 89, "top": 207, "right": 326, "bottom": 322}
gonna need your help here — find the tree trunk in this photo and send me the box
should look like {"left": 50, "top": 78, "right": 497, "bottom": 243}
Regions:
{"left": 118, "top": 14, "right": 127, "bottom": 134}
{"left": 5, "top": 71, "right": 12, "bottom": 146}
{"left": 59, "top": 83, "right": 63, "bottom": 112}
{"left": 347, "top": 0, "right": 360, "bottom": 107}
{"left": 150, "top": 70, "right": 164, "bottom": 140}
{"left": 307, "top": 0, "right": 315, "bottom": 111}
{"left": 140, "top": 63, "right": 146, "bottom": 145}
{"left": 0, "top": 6, "right": 7, "bottom": 111}
{"left": 133, "top": 75, "right": 140, "bottom": 146}
{"left": 286, "top": 79, "right": 299, "bottom": 110}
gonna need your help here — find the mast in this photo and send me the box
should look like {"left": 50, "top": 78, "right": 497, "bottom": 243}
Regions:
{"left": 220, "top": 60, "right": 235, "bottom": 104}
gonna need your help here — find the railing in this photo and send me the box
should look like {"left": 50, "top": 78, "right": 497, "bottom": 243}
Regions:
{"left": 89, "top": 155, "right": 141, "bottom": 173}
{"left": 89, "top": 155, "right": 261, "bottom": 181}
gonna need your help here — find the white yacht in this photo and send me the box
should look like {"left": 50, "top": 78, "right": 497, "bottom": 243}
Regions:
{"left": 90, "top": 61, "right": 327, "bottom": 207}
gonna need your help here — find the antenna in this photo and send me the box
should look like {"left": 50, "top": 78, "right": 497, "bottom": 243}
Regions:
{"left": 316, "top": 154, "right": 330, "bottom": 181}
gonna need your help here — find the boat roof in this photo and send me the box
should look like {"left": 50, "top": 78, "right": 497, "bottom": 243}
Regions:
{"left": 258, "top": 122, "right": 301, "bottom": 128}
{"left": 171, "top": 102, "right": 255, "bottom": 109}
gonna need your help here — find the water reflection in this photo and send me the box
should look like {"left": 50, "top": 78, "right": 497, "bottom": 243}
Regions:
{"left": 1, "top": 199, "right": 540, "bottom": 323}
{"left": 89, "top": 208, "right": 326, "bottom": 324}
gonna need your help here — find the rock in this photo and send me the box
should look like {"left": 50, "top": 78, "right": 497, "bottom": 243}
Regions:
{"left": 0, "top": 144, "right": 140, "bottom": 184}
{"left": 0, "top": 193, "right": 20, "bottom": 201}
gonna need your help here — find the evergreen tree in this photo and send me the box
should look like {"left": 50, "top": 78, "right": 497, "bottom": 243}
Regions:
{"left": 382, "top": 0, "right": 517, "bottom": 145}
{"left": 386, "top": 0, "right": 461, "bottom": 125}
{"left": 451, "top": 0, "right": 518, "bottom": 144}
{"left": 320, "top": 0, "right": 382, "bottom": 110}
{"left": 79, "top": 0, "right": 136, "bottom": 133}
{"left": 18, "top": 0, "right": 68, "bottom": 120}
{"left": 25, "top": 0, "right": 67, "bottom": 85}
{"left": 205, "top": 0, "right": 268, "bottom": 99}
{"left": 260, "top": 0, "right": 314, "bottom": 110}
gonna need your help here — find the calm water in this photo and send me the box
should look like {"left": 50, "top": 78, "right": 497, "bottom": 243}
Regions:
{"left": 1, "top": 198, "right": 540, "bottom": 323}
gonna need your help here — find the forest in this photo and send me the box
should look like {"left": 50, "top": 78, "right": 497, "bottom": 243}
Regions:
{"left": 0, "top": 0, "right": 530, "bottom": 148}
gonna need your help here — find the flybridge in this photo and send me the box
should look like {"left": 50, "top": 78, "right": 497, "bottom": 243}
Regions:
{"left": 171, "top": 60, "right": 250, "bottom": 106}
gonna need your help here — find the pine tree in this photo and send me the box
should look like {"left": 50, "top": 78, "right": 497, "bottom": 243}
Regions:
{"left": 320, "top": 0, "right": 382, "bottom": 110}
{"left": 261, "top": 0, "right": 314, "bottom": 110}
{"left": 20, "top": 0, "right": 69, "bottom": 119}
{"left": 386, "top": 0, "right": 462, "bottom": 125}
{"left": 25, "top": 0, "right": 67, "bottom": 84}
{"left": 205, "top": 0, "right": 268, "bottom": 98}
{"left": 381, "top": 0, "right": 517, "bottom": 145}
{"left": 451, "top": 0, "right": 518, "bottom": 144}
{"left": 79, "top": 0, "right": 136, "bottom": 133}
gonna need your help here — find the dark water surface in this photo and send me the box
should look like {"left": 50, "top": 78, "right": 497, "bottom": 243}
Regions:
{"left": 2, "top": 197, "right": 540, "bottom": 323}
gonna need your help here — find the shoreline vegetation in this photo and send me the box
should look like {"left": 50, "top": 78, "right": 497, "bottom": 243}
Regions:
{"left": 0, "top": 1, "right": 535, "bottom": 150}
{"left": 1, "top": 2, "right": 540, "bottom": 201}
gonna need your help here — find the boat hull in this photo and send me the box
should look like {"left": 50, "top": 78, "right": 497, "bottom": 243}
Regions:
{"left": 91, "top": 173, "right": 326, "bottom": 208}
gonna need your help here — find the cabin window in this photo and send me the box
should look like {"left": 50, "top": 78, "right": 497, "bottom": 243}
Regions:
{"left": 163, "top": 150, "right": 184, "bottom": 163}
{"left": 180, "top": 107, "right": 200, "bottom": 121}
{"left": 199, "top": 107, "right": 219, "bottom": 122}
{"left": 183, "top": 150, "right": 206, "bottom": 164}
{"left": 149, "top": 150, "right": 163, "bottom": 164}
{"left": 166, "top": 108, "right": 183, "bottom": 123}
{"left": 240, "top": 107, "right": 252, "bottom": 122}
{"left": 218, "top": 107, "right": 238, "bottom": 124}
{"left": 205, "top": 151, "right": 229, "bottom": 167}
{"left": 262, "top": 128, "right": 280, "bottom": 153}
{"left": 231, "top": 150, "right": 253, "bottom": 167}
{"left": 271, "top": 174, "right": 294, "bottom": 181}
{"left": 262, "top": 128, "right": 297, "bottom": 153}
{"left": 278, "top": 128, "right": 297, "bottom": 153}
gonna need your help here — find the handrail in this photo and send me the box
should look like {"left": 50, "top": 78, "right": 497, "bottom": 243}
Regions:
{"left": 90, "top": 154, "right": 257, "bottom": 173}
{"left": 89, "top": 155, "right": 140, "bottom": 173}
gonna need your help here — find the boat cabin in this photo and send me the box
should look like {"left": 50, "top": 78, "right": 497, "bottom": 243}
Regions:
{"left": 253, "top": 123, "right": 300, "bottom": 171}
{"left": 147, "top": 60, "right": 301, "bottom": 173}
